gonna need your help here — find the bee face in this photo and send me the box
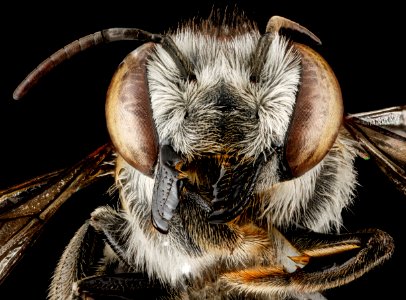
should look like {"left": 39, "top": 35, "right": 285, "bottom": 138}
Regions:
{"left": 148, "top": 30, "right": 300, "bottom": 160}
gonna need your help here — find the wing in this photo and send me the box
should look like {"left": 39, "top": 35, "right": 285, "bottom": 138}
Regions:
{"left": 0, "top": 143, "right": 116, "bottom": 284}
{"left": 344, "top": 105, "right": 406, "bottom": 196}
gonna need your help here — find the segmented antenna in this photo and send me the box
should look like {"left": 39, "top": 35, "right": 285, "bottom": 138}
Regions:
{"left": 13, "top": 28, "right": 163, "bottom": 100}
{"left": 251, "top": 15, "right": 321, "bottom": 83}
{"left": 266, "top": 15, "right": 321, "bottom": 45}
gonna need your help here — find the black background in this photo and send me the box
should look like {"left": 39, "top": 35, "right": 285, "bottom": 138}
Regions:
{"left": 0, "top": 1, "right": 405, "bottom": 299}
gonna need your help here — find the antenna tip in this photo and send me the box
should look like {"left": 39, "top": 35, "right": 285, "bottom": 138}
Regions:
{"left": 12, "top": 88, "right": 23, "bottom": 100}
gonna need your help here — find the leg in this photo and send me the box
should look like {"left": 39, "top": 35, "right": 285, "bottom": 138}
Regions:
{"left": 72, "top": 273, "right": 178, "bottom": 300}
{"left": 48, "top": 221, "right": 106, "bottom": 300}
{"left": 221, "top": 228, "right": 394, "bottom": 296}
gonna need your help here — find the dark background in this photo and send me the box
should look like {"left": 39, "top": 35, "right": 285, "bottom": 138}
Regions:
{"left": 0, "top": 1, "right": 404, "bottom": 299}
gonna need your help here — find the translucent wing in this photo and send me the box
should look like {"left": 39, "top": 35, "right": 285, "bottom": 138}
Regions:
{"left": 344, "top": 105, "right": 406, "bottom": 196}
{"left": 0, "top": 143, "right": 116, "bottom": 284}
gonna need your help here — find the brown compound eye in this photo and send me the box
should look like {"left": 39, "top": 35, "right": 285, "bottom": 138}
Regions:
{"left": 106, "top": 43, "right": 159, "bottom": 177}
{"left": 105, "top": 36, "right": 195, "bottom": 179}
{"left": 284, "top": 43, "right": 343, "bottom": 177}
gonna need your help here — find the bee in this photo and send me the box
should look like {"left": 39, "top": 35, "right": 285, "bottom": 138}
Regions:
{"left": 1, "top": 8, "right": 405, "bottom": 300}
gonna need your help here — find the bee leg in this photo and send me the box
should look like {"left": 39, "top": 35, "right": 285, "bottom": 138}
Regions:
{"left": 71, "top": 273, "right": 178, "bottom": 300}
{"left": 222, "top": 228, "right": 394, "bottom": 295}
{"left": 49, "top": 205, "right": 140, "bottom": 300}
{"left": 48, "top": 221, "right": 106, "bottom": 300}
{"left": 87, "top": 205, "right": 134, "bottom": 264}
{"left": 68, "top": 206, "right": 179, "bottom": 299}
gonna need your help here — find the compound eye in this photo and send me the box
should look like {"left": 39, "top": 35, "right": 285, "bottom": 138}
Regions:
{"left": 285, "top": 43, "right": 343, "bottom": 177}
{"left": 106, "top": 43, "right": 159, "bottom": 177}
